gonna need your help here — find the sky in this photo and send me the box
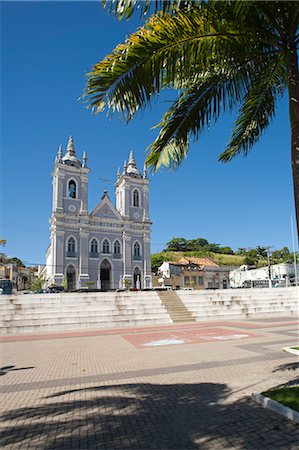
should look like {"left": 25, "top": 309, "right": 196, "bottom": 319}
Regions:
{"left": 1, "top": 1, "right": 297, "bottom": 266}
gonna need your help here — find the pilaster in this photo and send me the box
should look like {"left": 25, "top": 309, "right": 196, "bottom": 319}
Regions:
{"left": 79, "top": 230, "right": 89, "bottom": 287}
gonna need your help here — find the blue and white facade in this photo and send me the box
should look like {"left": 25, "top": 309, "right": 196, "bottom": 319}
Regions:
{"left": 45, "top": 136, "right": 152, "bottom": 290}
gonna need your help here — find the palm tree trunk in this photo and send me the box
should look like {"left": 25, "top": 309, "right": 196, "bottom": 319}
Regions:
{"left": 287, "top": 49, "right": 299, "bottom": 242}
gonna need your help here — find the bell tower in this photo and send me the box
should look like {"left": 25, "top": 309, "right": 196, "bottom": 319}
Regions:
{"left": 115, "top": 150, "right": 150, "bottom": 222}
{"left": 52, "top": 136, "right": 89, "bottom": 216}
{"left": 115, "top": 151, "right": 152, "bottom": 289}
{"left": 48, "top": 136, "right": 90, "bottom": 286}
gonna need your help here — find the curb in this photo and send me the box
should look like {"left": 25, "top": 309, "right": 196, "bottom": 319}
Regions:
{"left": 252, "top": 393, "right": 299, "bottom": 424}
{"left": 283, "top": 347, "right": 299, "bottom": 356}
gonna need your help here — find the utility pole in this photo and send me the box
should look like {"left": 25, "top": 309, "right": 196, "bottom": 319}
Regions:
{"left": 266, "top": 247, "right": 273, "bottom": 288}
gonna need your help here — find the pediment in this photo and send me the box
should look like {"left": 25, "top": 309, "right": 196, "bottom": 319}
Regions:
{"left": 90, "top": 194, "right": 122, "bottom": 220}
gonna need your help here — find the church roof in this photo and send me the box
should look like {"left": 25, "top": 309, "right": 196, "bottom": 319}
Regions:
{"left": 90, "top": 189, "right": 123, "bottom": 220}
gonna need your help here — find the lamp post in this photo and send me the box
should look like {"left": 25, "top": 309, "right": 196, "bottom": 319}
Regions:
{"left": 267, "top": 248, "right": 272, "bottom": 288}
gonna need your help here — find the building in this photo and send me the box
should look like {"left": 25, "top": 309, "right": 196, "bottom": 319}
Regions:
{"left": 45, "top": 136, "right": 152, "bottom": 290}
{"left": 230, "top": 262, "right": 299, "bottom": 288}
{"left": 0, "top": 255, "right": 38, "bottom": 291}
{"left": 154, "top": 257, "right": 230, "bottom": 290}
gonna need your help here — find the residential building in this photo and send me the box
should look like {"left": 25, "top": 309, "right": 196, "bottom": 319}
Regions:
{"left": 0, "top": 255, "right": 38, "bottom": 290}
{"left": 230, "top": 262, "right": 299, "bottom": 288}
{"left": 155, "top": 257, "right": 230, "bottom": 289}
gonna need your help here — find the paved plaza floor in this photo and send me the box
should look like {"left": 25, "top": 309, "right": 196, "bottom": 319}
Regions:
{"left": 1, "top": 317, "right": 299, "bottom": 449}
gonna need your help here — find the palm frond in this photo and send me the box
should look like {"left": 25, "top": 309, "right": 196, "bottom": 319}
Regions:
{"left": 146, "top": 67, "right": 251, "bottom": 171}
{"left": 219, "top": 56, "right": 287, "bottom": 162}
{"left": 101, "top": 0, "right": 199, "bottom": 20}
{"left": 84, "top": 9, "right": 265, "bottom": 121}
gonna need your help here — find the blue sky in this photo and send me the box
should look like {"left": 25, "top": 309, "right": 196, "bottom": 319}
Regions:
{"left": 1, "top": 1, "right": 297, "bottom": 266}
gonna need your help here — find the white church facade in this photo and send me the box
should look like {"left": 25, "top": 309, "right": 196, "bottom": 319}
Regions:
{"left": 45, "top": 136, "right": 152, "bottom": 290}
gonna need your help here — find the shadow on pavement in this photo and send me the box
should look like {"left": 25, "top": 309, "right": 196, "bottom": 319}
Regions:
{"left": 0, "top": 365, "right": 35, "bottom": 376}
{"left": 1, "top": 382, "right": 298, "bottom": 449}
{"left": 273, "top": 361, "right": 299, "bottom": 372}
{"left": 272, "top": 361, "right": 299, "bottom": 387}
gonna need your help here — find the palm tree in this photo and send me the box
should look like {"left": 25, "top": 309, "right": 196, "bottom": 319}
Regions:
{"left": 84, "top": 1, "right": 299, "bottom": 237}
{"left": 0, "top": 239, "right": 6, "bottom": 247}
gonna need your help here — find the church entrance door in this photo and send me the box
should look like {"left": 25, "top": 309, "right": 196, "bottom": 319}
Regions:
{"left": 133, "top": 267, "right": 141, "bottom": 289}
{"left": 66, "top": 265, "right": 76, "bottom": 291}
{"left": 100, "top": 259, "right": 111, "bottom": 290}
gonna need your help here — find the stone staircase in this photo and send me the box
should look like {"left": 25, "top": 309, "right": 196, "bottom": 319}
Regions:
{"left": 177, "top": 287, "right": 298, "bottom": 321}
{"left": 157, "top": 290, "right": 196, "bottom": 323}
{"left": 1, "top": 287, "right": 297, "bottom": 334}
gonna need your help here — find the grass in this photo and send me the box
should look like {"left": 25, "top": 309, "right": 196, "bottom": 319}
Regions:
{"left": 262, "top": 386, "right": 299, "bottom": 412}
{"left": 292, "top": 347, "right": 299, "bottom": 350}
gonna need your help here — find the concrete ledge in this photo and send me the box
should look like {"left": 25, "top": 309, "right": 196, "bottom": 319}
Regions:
{"left": 252, "top": 393, "right": 299, "bottom": 424}
{"left": 283, "top": 347, "right": 299, "bottom": 356}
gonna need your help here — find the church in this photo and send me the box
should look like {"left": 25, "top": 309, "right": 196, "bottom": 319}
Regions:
{"left": 45, "top": 136, "right": 152, "bottom": 290}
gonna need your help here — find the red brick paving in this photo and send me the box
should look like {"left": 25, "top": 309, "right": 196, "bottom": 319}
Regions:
{"left": 1, "top": 316, "right": 298, "bottom": 449}
{"left": 123, "top": 327, "right": 259, "bottom": 348}
{"left": 1, "top": 319, "right": 297, "bottom": 343}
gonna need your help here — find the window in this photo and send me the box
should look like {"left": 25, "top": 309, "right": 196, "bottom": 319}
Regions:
{"left": 102, "top": 239, "right": 110, "bottom": 254}
{"left": 133, "top": 189, "right": 139, "bottom": 207}
{"left": 184, "top": 276, "right": 190, "bottom": 286}
{"left": 198, "top": 276, "right": 203, "bottom": 285}
{"left": 67, "top": 237, "right": 76, "bottom": 255}
{"left": 192, "top": 276, "right": 197, "bottom": 286}
{"left": 68, "top": 180, "right": 76, "bottom": 199}
{"left": 90, "top": 238, "right": 98, "bottom": 254}
{"left": 133, "top": 242, "right": 141, "bottom": 259}
{"left": 113, "top": 240, "right": 121, "bottom": 258}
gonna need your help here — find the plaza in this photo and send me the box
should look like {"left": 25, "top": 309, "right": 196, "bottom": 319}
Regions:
{"left": 1, "top": 316, "right": 298, "bottom": 449}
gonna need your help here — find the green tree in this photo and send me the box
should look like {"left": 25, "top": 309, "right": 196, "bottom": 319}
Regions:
{"left": 151, "top": 253, "right": 166, "bottom": 272}
{"left": 255, "top": 246, "right": 268, "bottom": 259}
{"left": 30, "top": 275, "right": 45, "bottom": 291}
{"left": 188, "top": 238, "right": 209, "bottom": 251}
{"left": 243, "top": 249, "right": 259, "bottom": 266}
{"left": 203, "top": 242, "right": 221, "bottom": 253}
{"left": 271, "top": 246, "right": 290, "bottom": 263}
{"left": 236, "top": 248, "right": 248, "bottom": 255}
{"left": 10, "top": 257, "right": 25, "bottom": 268}
{"left": 85, "top": 1, "right": 299, "bottom": 238}
{"left": 165, "top": 237, "right": 188, "bottom": 252}
{"left": 218, "top": 246, "right": 234, "bottom": 255}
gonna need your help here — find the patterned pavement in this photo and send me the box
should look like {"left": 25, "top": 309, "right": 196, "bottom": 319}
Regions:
{"left": 1, "top": 317, "right": 299, "bottom": 449}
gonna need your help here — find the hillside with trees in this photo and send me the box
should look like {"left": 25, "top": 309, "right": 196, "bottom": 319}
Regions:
{"left": 151, "top": 237, "right": 294, "bottom": 272}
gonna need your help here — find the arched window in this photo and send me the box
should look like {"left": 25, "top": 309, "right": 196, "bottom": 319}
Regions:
{"left": 133, "top": 189, "right": 139, "bottom": 207}
{"left": 67, "top": 237, "right": 76, "bottom": 255}
{"left": 68, "top": 180, "right": 77, "bottom": 199}
{"left": 133, "top": 241, "right": 141, "bottom": 259}
{"left": 113, "top": 240, "right": 121, "bottom": 258}
{"left": 90, "top": 238, "right": 98, "bottom": 254}
{"left": 102, "top": 239, "right": 110, "bottom": 254}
